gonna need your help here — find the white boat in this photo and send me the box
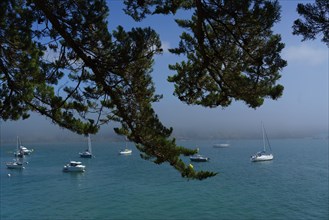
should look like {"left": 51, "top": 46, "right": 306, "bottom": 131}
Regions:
{"left": 213, "top": 143, "right": 230, "bottom": 148}
{"left": 14, "top": 137, "right": 33, "bottom": 156}
{"left": 6, "top": 159, "right": 24, "bottom": 169}
{"left": 190, "top": 154, "right": 209, "bottom": 162}
{"left": 63, "top": 161, "right": 86, "bottom": 172}
{"left": 13, "top": 137, "right": 24, "bottom": 158}
{"left": 251, "top": 122, "right": 274, "bottom": 162}
{"left": 79, "top": 134, "right": 93, "bottom": 158}
{"left": 19, "top": 146, "right": 33, "bottom": 155}
{"left": 119, "top": 148, "right": 132, "bottom": 155}
{"left": 119, "top": 139, "right": 132, "bottom": 155}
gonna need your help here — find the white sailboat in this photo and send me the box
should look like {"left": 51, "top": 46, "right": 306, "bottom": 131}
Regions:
{"left": 8, "top": 137, "right": 25, "bottom": 169}
{"left": 6, "top": 158, "right": 25, "bottom": 169}
{"left": 251, "top": 122, "right": 274, "bottom": 162}
{"left": 119, "top": 138, "right": 132, "bottom": 155}
{"left": 79, "top": 134, "right": 93, "bottom": 158}
{"left": 14, "top": 136, "right": 24, "bottom": 158}
{"left": 16, "top": 136, "right": 33, "bottom": 155}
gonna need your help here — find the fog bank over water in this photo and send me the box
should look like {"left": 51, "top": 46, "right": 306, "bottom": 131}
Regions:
{"left": 1, "top": 108, "right": 327, "bottom": 144}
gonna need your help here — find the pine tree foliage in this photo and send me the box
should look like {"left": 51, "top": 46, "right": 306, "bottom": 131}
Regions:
{"left": 126, "top": 0, "right": 287, "bottom": 108}
{"left": 292, "top": 0, "right": 329, "bottom": 46}
{"left": 1, "top": 0, "right": 288, "bottom": 180}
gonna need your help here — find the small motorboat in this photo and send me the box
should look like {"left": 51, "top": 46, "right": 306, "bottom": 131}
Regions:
{"left": 190, "top": 154, "right": 209, "bottom": 162}
{"left": 19, "top": 146, "right": 33, "bottom": 155}
{"left": 63, "top": 161, "right": 86, "bottom": 172}
{"left": 213, "top": 143, "right": 230, "bottom": 148}
{"left": 119, "top": 148, "right": 132, "bottom": 155}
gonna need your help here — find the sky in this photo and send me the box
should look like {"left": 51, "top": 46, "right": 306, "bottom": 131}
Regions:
{"left": 1, "top": 0, "right": 328, "bottom": 143}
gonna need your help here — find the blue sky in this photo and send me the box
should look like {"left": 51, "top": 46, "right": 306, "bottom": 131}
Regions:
{"left": 1, "top": 0, "right": 328, "bottom": 142}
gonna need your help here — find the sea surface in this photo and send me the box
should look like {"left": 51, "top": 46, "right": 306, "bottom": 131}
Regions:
{"left": 1, "top": 138, "right": 328, "bottom": 220}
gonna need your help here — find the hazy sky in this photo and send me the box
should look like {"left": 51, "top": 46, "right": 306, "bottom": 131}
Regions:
{"left": 1, "top": 1, "right": 328, "bottom": 143}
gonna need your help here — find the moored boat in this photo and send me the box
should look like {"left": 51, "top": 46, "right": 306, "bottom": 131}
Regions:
{"left": 6, "top": 160, "right": 24, "bottom": 169}
{"left": 63, "top": 161, "right": 86, "bottom": 172}
{"left": 119, "top": 148, "right": 132, "bottom": 155}
{"left": 15, "top": 137, "right": 33, "bottom": 155}
{"left": 251, "top": 122, "right": 274, "bottom": 162}
{"left": 13, "top": 137, "right": 25, "bottom": 158}
{"left": 19, "top": 146, "right": 33, "bottom": 155}
{"left": 79, "top": 134, "right": 93, "bottom": 158}
{"left": 251, "top": 151, "right": 273, "bottom": 162}
{"left": 119, "top": 139, "right": 132, "bottom": 155}
{"left": 213, "top": 143, "right": 230, "bottom": 148}
{"left": 190, "top": 154, "right": 209, "bottom": 162}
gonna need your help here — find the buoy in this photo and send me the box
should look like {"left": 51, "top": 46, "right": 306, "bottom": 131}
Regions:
{"left": 189, "top": 164, "right": 194, "bottom": 169}
{"left": 7, "top": 174, "right": 11, "bottom": 177}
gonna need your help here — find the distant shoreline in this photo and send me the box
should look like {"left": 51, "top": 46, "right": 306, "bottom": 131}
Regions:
{"left": 1, "top": 135, "right": 327, "bottom": 145}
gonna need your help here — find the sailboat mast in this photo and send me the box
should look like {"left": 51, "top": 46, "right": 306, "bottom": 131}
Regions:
{"left": 88, "top": 134, "right": 92, "bottom": 154}
{"left": 262, "top": 122, "right": 266, "bottom": 152}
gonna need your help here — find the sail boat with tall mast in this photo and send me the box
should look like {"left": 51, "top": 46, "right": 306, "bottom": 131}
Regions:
{"left": 119, "top": 137, "right": 132, "bottom": 155}
{"left": 6, "top": 158, "right": 25, "bottom": 169}
{"left": 251, "top": 122, "right": 274, "bottom": 162}
{"left": 14, "top": 136, "right": 24, "bottom": 158}
{"left": 79, "top": 134, "right": 93, "bottom": 158}
{"left": 7, "top": 137, "right": 25, "bottom": 169}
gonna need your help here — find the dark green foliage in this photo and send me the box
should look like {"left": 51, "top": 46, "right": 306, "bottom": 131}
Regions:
{"left": 124, "top": 0, "right": 286, "bottom": 108}
{"left": 0, "top": 0, "right": 101, "bottom": 134}
{"left": 167, "top": 0, "right": 286, "bottom": 108}
{"left": 292, "top": 0, "right": 329, "bottom": 46}
{"left": 1, "top": 0, "right": 287, "bottom": 180}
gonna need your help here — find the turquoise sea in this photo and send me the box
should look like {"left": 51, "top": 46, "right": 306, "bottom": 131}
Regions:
{"left": 1, "top": 138, "right": 328, "bottom": 220}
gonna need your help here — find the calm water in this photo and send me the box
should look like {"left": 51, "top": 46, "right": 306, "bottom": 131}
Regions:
{"left": 1, "top": 139, "right": 328, "bottom": 220}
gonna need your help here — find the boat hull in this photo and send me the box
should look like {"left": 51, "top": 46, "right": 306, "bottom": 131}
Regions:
{"left": 63, "top": 161, "right": 86, "bottom": 172}
{"left": 190, "top": 158, "right": 209, "bottom": 162}
{"left": 6, "top": 162, "right": 24, "bottom": 169}
{"left": 63, "top": 166, "right": 85, "bottom": 172}
{"left": 80, "top": 153, "right": 92, "bottom": 158}
{"left": 119, "top": 149, "right": 132, "bottom": 155}
{"left": 190, "top": 155, "right": 209, "bottom": 162}
{"left": 213, "top": 144, "right": 230, "bottom": 148}
{"left": 251, "top": 154, "right": 273, "bottom": 162}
